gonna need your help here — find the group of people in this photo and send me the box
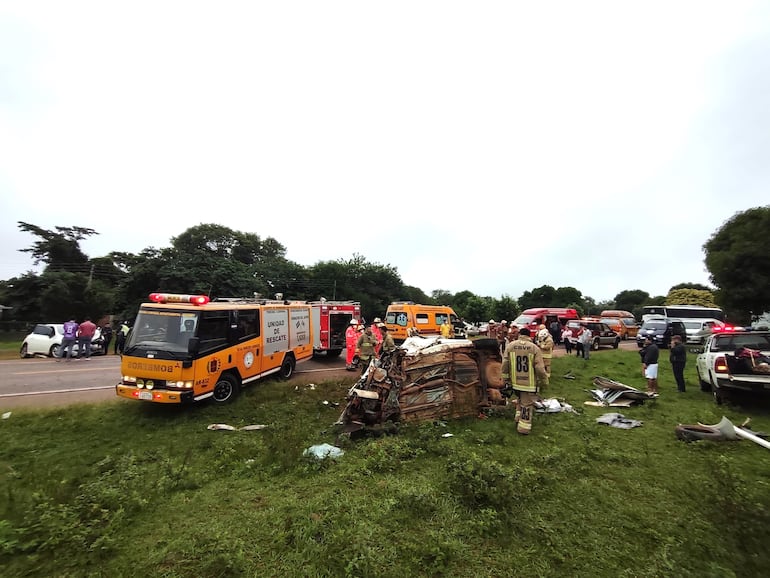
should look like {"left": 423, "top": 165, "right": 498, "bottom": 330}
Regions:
{"left": 56, "top": 318, "right": 131, "bottom": 360}
{"left": 560, "top": 324, "right": 593, "bottom": 359}
{"left": 57, "top": 317, "right": 98, "bottom": 361}
{"left": 345, "top": 317, "right": 396, "bottom": 373}
{"left": 639, "top": 333, "right": 687, "bottom": 396}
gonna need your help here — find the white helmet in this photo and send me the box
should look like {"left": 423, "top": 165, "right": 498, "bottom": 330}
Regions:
{"left": 489, "top": 319, "right": 495, "bottom": 323}
{"left": 350, "top": 319, "right": 358, "bottom": 325}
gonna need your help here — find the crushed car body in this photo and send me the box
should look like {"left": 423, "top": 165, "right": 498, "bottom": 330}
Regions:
{"left": 335, "top": 336, "right": 507, "bottom": 434}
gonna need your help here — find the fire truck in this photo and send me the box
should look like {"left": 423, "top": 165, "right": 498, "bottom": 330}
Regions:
{"left": 309, "top": 300, "right": 361, "bottom": 357}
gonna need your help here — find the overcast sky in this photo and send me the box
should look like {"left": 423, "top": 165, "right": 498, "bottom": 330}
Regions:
{"left": 1, "top": 1, "right": 768, "bottom": 303}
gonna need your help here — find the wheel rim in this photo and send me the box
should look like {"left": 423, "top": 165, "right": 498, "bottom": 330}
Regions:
{"left": 20, "top": 344, "right": 28, "bottom": 358}
{"left": 213, "top": 377, "right": 236, "bottom": 402}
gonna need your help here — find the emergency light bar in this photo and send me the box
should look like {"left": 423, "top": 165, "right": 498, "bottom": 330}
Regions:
{"left": 149, "top": 293, "right": 210, "bottom": 305}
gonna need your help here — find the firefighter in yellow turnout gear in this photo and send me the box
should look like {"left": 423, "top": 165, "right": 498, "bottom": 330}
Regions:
{"left": 535, "top": 324, "right": 554, "bottom": 385}
{"left": 500, "top": 327, "right": 548, "bottom": 435}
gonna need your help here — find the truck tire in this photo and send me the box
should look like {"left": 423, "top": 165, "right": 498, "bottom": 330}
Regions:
{"left": 20, "top": 343, "right": 29, "bottom": 358}
{"left": 713, "top": 384, "right": 727, "bottom": 405}
{"left": 212, "top": 373, "right": 240, "bottom": 403}
{"left": 613, "top": 338, "right": 620, "bottom": 349}
{"left": 279, "top": 355, "right": 296, "bottom": 379}
{"left": 592, "top": 338, "right": 600, "bottom": 351}
{"left": 697, "top": 367, "right": 711, "bottom": 392}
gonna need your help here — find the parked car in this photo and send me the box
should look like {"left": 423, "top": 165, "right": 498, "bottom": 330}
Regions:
{"left": 20, "top": 323, "right": 104, "bottom": 358}
{"left": 599, "top": 316, "right": 626, "bottom": 339}
{"left": 635, "top": 317, "right": 687, "bottom": 349}
{"left": 463, "top": 322, "right": 480, "bottom": 337}
{"left": 619, "top": 317, "right": 640, "bottom": 339}
{"left": 683, "top": 319, "right": 724, "bottom": 345}
{"left": 565, "top": 319, "right": 621, "bottom": 350}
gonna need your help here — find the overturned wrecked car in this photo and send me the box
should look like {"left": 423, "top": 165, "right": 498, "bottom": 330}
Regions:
{"left": 336, "top": 336, "right": 508, "bottom": 435}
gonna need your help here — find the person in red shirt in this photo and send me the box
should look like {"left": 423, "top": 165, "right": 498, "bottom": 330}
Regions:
{"left": 77, "top": 317, "right": 97, "bottom": 359}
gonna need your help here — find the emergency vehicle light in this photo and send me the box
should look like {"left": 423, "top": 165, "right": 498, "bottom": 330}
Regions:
{"left": 149, "top": 293, "right": 210, "bottom": 305}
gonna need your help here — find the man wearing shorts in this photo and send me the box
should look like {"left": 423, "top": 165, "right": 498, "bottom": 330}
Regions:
{"left": 641, "top": 335, "right": 660, "bottom": 395}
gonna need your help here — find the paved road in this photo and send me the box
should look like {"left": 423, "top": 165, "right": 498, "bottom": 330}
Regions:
{"left": 0, "top": 352, "right": 353, "bottom": 410}
{"left": 0, "top": 340, "right": 639, "bottom": 410}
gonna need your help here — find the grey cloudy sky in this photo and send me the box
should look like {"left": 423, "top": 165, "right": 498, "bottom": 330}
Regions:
{"left": 1, "top": 1, "right": 768, "bottom": 303}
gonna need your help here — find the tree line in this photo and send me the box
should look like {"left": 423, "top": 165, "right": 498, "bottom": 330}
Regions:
{"left": 1, "top": 206, "right": 768, "bottom": 329}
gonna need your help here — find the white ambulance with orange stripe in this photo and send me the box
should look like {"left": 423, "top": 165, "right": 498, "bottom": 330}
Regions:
{"left": 116, "top": 293, "right": 312, "bottom": 404}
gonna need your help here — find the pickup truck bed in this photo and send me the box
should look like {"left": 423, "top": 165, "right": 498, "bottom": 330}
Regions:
{"left": 694, "top": 331, "right": 770, "bottom": 404}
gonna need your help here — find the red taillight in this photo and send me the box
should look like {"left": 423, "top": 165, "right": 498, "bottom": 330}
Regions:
{"left": 714, "top": 356, "right": 729, "bottom": 373}
{"left": 148, "top": 293, "right": 209, "bottom": 305}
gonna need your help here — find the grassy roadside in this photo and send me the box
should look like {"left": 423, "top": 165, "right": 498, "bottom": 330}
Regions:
{"left": 1, "top": 348, "right": 769, "bottom": 576}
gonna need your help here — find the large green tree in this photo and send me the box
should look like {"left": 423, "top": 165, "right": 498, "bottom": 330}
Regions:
{"left": 704, "top": 206, "right": 770, "bottom": 316}
{"left": 17, "top": 222, "right": 96, "bottom": 272}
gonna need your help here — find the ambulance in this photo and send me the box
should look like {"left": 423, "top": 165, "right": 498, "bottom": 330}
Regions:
{"left": 384, "top": 302, "right": 463, "bottom": 342}
{"left": 115, "top": 293, "right": 312, "bottom": 404}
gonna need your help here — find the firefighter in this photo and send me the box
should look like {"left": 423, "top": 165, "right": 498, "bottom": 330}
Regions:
{"left": 356, "top": 325, "right": 379, "bottom": 375}
{"left": 345, "top": 319, "right": 359, "bottom": 370}
{"left": 370, "top": 317, "right": 383, "bottom": 355}
{"left": 535, "top": 324, "right": 554, "bottom": 385}
{"left": 501, "top": 327, "right": 547, "bottom": 435}
{"left": 496, "top": 320, "right": 509, "bottom": 356}
{"left": 378, "top": 323, "right": 396, "bottom": 356}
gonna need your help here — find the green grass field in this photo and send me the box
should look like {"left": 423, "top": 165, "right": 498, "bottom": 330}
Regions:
{"left": 1, "top": 347, "right": 769, "bottom": 577}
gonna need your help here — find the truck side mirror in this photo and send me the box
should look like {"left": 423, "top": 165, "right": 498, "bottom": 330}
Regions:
{"left": 187, "top": 337, "right": 200, "bottom": 355}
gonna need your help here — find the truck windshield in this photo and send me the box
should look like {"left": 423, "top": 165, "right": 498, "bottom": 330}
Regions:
{"left": 125, "top": 308, "right": 199, "bottom": 353}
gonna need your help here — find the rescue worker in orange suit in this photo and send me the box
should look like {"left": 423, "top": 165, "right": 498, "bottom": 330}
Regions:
{"left": 535, "top": 324, "right": 554, "bottom": 386}
{"left": 501, "top": 327, "right": 547, "bottom": 435}
{"left": 345, "top": 319, "right": 359, "bottom": 370}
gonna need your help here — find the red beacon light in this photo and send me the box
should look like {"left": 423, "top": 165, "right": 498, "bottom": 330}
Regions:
{"left": 148, "top": 293, "right": 210, "bottom": 305}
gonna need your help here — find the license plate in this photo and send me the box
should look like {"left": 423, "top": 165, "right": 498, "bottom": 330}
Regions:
{"left": 138, "top": 391, "right": 153, "bottom": 400}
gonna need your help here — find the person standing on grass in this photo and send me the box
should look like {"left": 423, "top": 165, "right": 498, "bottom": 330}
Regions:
{"left": 58, "top": 317, "right": 79, "bottom": 361}
{"left": 501, "top": 327, "right": 547, "bottom": 435}
{"left": 669, "top": 334, "right": 687, "bottom": 393}
{"left": 641, "top": 335, "right": 660, "bottom": 395}
{"left": 579, "top": 326, "right": 593, "bottom": 360}
{"left": 535, "top": 324, "right": 554, "bottom": 385}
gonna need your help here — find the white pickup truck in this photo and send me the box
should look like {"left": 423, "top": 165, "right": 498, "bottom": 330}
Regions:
{"left": 694, "top": 330, "right": 770, "bottom": 404}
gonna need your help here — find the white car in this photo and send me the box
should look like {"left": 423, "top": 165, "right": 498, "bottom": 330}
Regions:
{"left": 20, "top": 323, "right": 104, "bottom": 358}
{"left": 683, "top": 319, "right": 724, "bottom": 345}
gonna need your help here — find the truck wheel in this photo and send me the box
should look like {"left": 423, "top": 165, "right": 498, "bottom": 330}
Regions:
{"left": 713, "top": 384, "right": 726, "bottom": 405}
{"left": 212, "top": 374, "right": 240, "bottom": 403}
{"left": 20, "top": 343, "right": 29, "bottom": 358}
{"left": 592, "top": 338, "right": 600, "bottom": 351}
{"left": 213, "top": 373, "right": 241, "bottom": 403}
{"left": 279, "top": 356, "right": 296, "bottom": 379}
{"left": 697, "top": 368, "right": 711, "bottom": 392}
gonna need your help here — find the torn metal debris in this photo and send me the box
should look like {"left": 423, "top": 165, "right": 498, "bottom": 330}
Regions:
{"left": 585, "top": 376, "right": 656, "bottom": 407}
